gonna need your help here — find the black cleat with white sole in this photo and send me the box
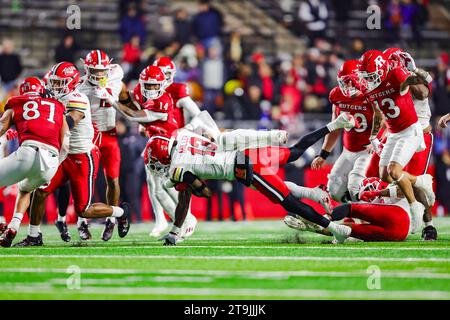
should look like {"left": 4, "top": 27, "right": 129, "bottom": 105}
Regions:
{"left": 13, "top": 233, "right": 43, "bottom": 247}
{"left": 55, "top": 221, "right": 71, "bottom": 242}
{"left": 77, "top": 221, "right": 92, "bottom": 240}
{"left": 422, "top": 225, "right": 438, "bottom": 241}
{"left": 102, "top": 219, "right": 115, "bottom": 241}
{"left": 117, "top": 202, "right": 131, "bottom": 238}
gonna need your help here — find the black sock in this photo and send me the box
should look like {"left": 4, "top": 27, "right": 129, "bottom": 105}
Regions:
{"left": 288, "top": 126, "right": 331, "bottom": 162}
{"left": 282, "top": 194, "right": 330, "bottom": 228}
{"left": 331, "top": 204, "right": 352, "bottom": 221}
{"left": 56, "top": 184, "right": 70, "bottom": 217}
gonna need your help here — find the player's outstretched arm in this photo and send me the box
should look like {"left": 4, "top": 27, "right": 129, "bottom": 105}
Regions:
{"left": 312, "top": 105, "right": 340, "bottom": 169}
{"left": 111, "top": 99, "right": 168, "bottom": 123}
{"left": 438, "top": 113, "right": 450, "bottom": 128}
{"left": 0, "top": 109, "right": 13, "bottom": 138}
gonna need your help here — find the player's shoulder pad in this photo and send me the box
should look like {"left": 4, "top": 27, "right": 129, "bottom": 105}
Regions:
{"left": 328, "top": 86, "right": 342, "bottom": 104}
{"left": 65, "top": 90, "right": 90, "bottom": 110}
{"left": 109, "top": 64, "right": 124, "bottom": 82}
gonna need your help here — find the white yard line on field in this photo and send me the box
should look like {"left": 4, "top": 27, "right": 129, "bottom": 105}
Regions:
{"left": 1, "top": 284, "right": 450, "bottom": 299}
{"left": 11, "top": 245, "right": 450, "bottom": 251}
{"left": 1, "top": 254, "right": 449, "bottom": 262}
{"left": 1, "top": 267, "right": 449, "bottom": 279}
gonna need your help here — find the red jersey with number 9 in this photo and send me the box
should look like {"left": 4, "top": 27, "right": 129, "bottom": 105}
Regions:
{"left": 133, "top": 83, "right": 179, "bottom": 137}
{"left": 329, "top": 87, "right": 374, "bottom": 152}
{"left": 4, "top": 95, "right": 65, "bottom": 151}
{"left": 365, "top": 67, "right": 418, "bottom": 134}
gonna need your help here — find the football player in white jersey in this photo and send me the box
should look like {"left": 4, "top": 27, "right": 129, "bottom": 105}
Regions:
{"left": 14, "top": 62, "right": 131, "bottom": 247}
{"left": 146, "top": 112, "right": 358, "bottom": 245}
{"left": 78, "top": 49, "right": 126, "bottom": 241}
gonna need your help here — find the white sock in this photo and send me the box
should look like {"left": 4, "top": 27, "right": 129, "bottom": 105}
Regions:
{"left": 77, "top": 217, "right": 87, "bottom": 227}
{"left": 425, "top": 221, "right": 434, "bottom": 227}
{"left": 326, "top": 221, "right": 338, "bottom": 233}
{"left": 29, "top": 224, "right": 40, "bottom": 238}
{"left": 8, "top": 212, "right": 24, "bottom": 231}
{"left": 285, "top": 182, "right": 319, "bottom": 201}
{"left": 57, "top": 215, "right": 66, "bottom": 223}
{"left": 388, "top": 186, "right": 398, "bottom": 199}
{"left": 414, "top": 175, "right": 424, "bottom": 188}
{"left": 106, "top": 217, "right": 116, "bottom": 223}
{"left": 111, "top": 206, "right": 124, "bottom": 218}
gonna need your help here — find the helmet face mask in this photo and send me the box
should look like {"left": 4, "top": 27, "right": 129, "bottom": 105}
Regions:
{"left": 338, "top": 74, "right": 360, "bottom": 97}
{"left": 86, "top": 66, "right": 110, "bottom": 87}
{"left": 358, "top": 50, "right": 388, "bottom": 93}
{"left": 141, "top": 81, "right": 165, "bottom": 99}
{"left": 359, "top": 69, "right": 384, "bottom": 92}
{"left": 47, "top": 76, "right": 74, "bottom": 98}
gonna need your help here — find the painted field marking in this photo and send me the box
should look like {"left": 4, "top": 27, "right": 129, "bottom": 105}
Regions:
{"left": 1, "top": 254, "right": 449, "bottom": 262}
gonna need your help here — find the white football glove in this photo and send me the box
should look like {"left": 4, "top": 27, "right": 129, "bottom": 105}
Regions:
{"left": 158, "top": 232, "right": 179, "bottom": 245}
{"left": 399, "top": 52, "right": 417, "bottom": 72}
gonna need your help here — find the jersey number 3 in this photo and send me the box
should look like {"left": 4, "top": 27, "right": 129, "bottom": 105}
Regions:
{"left": 23, "top": 101, "right": 56, "bottom": 123}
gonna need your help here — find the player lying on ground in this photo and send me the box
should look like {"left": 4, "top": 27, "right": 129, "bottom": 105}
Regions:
{"left": 285, "top": 177, "right": 431, "bottom": 242}
{"left": 9, "top": 63, "right": 131, "bottom": 247}
{"left": 147, "top": 112, "right": 358, "bottom": 245}
{"left": 110, "top": 66, "right": 288, "bottom": 240}
{"left": 0, "top": 78, "right": 68, "bottom": 247}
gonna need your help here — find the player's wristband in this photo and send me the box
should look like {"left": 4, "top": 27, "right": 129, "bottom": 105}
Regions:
{"left": 319, "top": 149, "right": 331, "bottom": 160}
{"left": 119, "top": 95, "right": 132, "bottom": 104}
{"left": 65, "top": 115, "right": 75, "bottom": 130}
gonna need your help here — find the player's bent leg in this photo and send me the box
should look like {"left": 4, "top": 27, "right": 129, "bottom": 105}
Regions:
{"left": 146, "top": 168, "right": 168, "bottom": 237}
{"left": 218, "top": 129, "right": 287, "bottom": 151}
{"left": 348, "top": 152, "right": 371, "bottom": 201}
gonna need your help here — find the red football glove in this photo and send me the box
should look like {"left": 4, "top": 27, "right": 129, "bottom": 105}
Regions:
{"left": 359, "top": 190, "right": 382, "bottom": 202}
{"left": 5, "top": 129, "right": 18, "bottom": 141}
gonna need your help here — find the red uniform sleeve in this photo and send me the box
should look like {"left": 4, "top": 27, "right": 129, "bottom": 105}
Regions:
{"left": 328, "top": 87, "right": 340, "bottom": 105}
{"left": 133, "top": 84, "right": 143, "bottom": 105}
{"left": 3, "top": 96, "right": 17, "bottom": 111}
{"left": 390, "top": 67, "right": 411, "bottom": 89}
{"left": 174, "top": 83, "right": 190, "bottom": 99}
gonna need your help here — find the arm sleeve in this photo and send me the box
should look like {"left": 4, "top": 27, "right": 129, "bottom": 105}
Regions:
{"left": 177, "top": 97, "right": 201, "bottom": 119}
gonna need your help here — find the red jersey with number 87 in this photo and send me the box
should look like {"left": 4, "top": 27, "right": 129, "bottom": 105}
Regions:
{"left": 4, "top": 95, "right": 65, "bottom": 151}
{"left": 365, "top": 67, "right": 418, "bottom": 134}
{"left": 329, "top": 87, "right": 374, "bottom": 152}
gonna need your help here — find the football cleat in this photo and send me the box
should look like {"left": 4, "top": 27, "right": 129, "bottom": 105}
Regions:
{"left": 150, "top": 220, "right": 169, "bottom": 237}
{"left": 117, "top": 202, "right": 131, "bottom": 238}
{"left": 180, "top": 215, "right": 197, "bottom": 240}
{"left": 422, "top": 225, "right": 437, "bottom": 241}
{"left": 77, "top": 221, "right": 92, "bottom": 240}
{"left": 0, "top": 228, "right": 17, "bottom": 247}
{"left": 13, "top": 233, "right": 43, "bottom": 247}
{"left": 55, "top": 221, "right": 71, "bottom": 242}
{"left": 330, "top": 224, "right": 351, "bottom": 244}
{"left": 284, "top": 215, "right": 307, "bottom": 231}
{"left": 101, "top": 219, "right": 115, "bottom": 241}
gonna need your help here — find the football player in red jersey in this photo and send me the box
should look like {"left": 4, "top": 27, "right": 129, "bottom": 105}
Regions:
{"left": 311, "top": 60, "right": 383, "bottom": 202}
{"left": 153, "top": 56, "right": 201, "bottom": 128}
{"left": 13, "top": 63, "right": 131, "bottom": 247}
{"left": 0, "top": 77, "right": 68, "bottom": 247}
{"left": 290, "top": 177, "right": 427, "bottom": 242}
{"left": 78, "top": 50, "right": 127, "bottom": 241}
{"left": 111, "top": 65, "right": 199, "bottom": 239}
{"left": 358, "top": 50, "right": 435, "bottom": 226}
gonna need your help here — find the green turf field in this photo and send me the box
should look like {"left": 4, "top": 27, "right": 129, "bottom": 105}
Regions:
{"left": 0, "top": 218, "right": 449, "bottom": 300}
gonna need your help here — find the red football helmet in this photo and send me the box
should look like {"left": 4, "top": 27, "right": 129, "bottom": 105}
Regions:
{"left": 146, "top": 135, "right": 174, "bottom": 174}
{"left": 358, "top": 177, "right": 389, "bottom": 202}
{"left": 139, "top": 66, "right": 166, "bottom": 100}
{"left": 19, "top": 77, "right": 45, "bottom": 95}
{"left": 337, "top": 60, "right": 361, "bottom": 97}
{"left": 83, "top": 50, "right": 112, "bottom": 86}
{"left": 46, "top": 62, "right": 80, "bottom": 98}
{"left": 153, "top": 56, "right": 176, "bottom": 87}
{"left": 383, "top": 47, "right": 404, "bottom": 69}
{"left": 358, "top": 50, "right": 389, "bottom": 92}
